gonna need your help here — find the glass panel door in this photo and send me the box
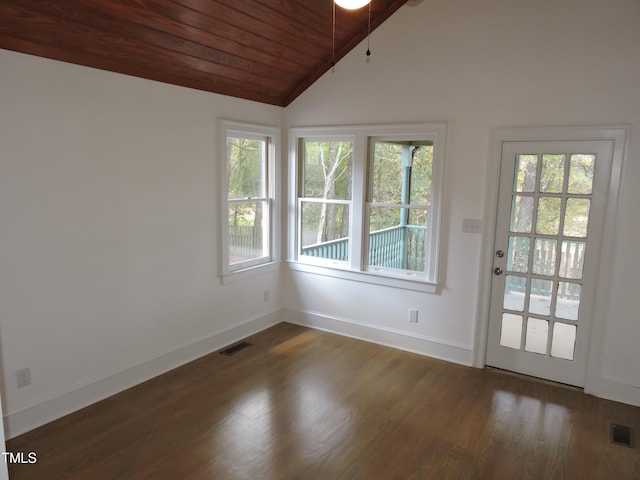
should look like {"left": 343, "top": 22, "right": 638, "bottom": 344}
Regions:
{"left": 486, "top": 140, "right": 613, "bottom": 386}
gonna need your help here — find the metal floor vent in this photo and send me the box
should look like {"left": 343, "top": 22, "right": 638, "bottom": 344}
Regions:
{"left": 220, "top": 341, "right": 252, "bottom": 356}
{"left": 610, "top": 423, "right": 634, "bottom": 448}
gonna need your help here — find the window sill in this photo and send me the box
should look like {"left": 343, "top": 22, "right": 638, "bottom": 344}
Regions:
{"left": 287, "top": 261, "right": 438, "bottom": 293}
{"left": 222, "top": 261, "right": 281, "bottom": 285}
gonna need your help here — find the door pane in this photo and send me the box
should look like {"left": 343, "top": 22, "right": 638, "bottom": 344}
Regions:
{"left": 540, "top": 154, "right": 565, "bottom": 193}
{"left": 551, "top": 323, "right": 576, "bottom": 360}
{"left": 536, "top": 197, "right": 561, "bottom": 235}
{"left": 525, "top": 318, "right": 549, "bottom": 354}
{"left": 564, "top": 198, "right": 590, "bottom": 237}
{"left": 504, "top": 276, "right": 526, "bottom": 311}
{"left": 500, "top": 314, "right": 523, "bottom": 350}
{"left": 514, "top": 154, "right": 538, "bottom": 192}
{"left": 510, "top": 195, "right": 534, "bottom": 232}
{"left": 507, "top": 236, "right": 530, "bottom": 273}
{"left": 556, "top": 282, "right": 581, "bottom": 320}
{"left": 529, "top": 279, "right": 553, "bottom": 316}
{"left": 560, "top": 241, "right": 585, "bottom": 279}
{"left": 532, "top": 238, "right": 556, "bottom": 276}
{"left": 568, "top": 154, "right": 595, "bottom": 194}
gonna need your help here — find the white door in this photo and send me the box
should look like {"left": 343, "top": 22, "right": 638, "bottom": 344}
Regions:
{"left": 486, "top": 140, "right": 614, "bottom": 386}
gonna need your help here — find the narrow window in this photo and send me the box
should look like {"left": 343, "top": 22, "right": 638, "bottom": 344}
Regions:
{"left": 222, "top": 122, "right": 279, "bottom": 276}
{"left": 367, "top": 139, "right": 433, "bottom": 275}
{"left": 298, "top": 138, "right": 353, "bottom": 265}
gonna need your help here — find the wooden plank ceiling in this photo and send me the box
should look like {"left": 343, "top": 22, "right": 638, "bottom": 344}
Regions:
{"left": 0, "top": 0, "right": 408, "bottom": 106}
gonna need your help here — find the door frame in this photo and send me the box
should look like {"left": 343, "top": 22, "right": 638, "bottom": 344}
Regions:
{"left": 474, "top": 126, "right": 628, "bottom": 395}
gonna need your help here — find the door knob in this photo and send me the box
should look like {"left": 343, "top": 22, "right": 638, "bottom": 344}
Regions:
{"left": 494, "top": 267, "right": 503, "bottom": 275}
{"left": 496, "top": 249, "right": 504, "bottom": 257}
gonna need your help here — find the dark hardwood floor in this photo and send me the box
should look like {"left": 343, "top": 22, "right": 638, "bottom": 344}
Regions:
{"left": 7, "top": 322, "right": 640, "bottom": 479}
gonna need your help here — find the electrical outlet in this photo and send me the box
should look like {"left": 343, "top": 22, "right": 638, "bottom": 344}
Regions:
{"left": 263, "top": 290, "right": 270, "bottom": 302}
{"left": 16, "top": 367, "right": 31, "bottom": 388}
{"left": 408, "top": 309, "right": 419, "bottom": 323}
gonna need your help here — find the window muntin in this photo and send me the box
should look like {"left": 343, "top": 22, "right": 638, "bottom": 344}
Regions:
{"left": 222, "top": 122, "right": 279, "bottom": 275}
{"left": 290, "top": 123, "right": 446, "bottom": 290}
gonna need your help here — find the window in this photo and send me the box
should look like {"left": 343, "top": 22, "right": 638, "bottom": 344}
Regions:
{"left": 367, "top": 138, "right": 433, "bottom": 274}
{"left": 299, "top": 137, "right": 353, "bottom": 265}
{"left": 221, "top": 121, "right": 279, "bottom": 279}
{"left": 289, "top": 123, "right": 446, "bottom": 292}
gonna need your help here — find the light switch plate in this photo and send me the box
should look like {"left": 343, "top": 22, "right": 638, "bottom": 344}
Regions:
{"left": 462, "top": 218, "right": 483, "bottom": 234}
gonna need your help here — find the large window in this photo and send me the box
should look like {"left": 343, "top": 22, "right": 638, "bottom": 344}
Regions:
{"left": 289, "top": 123, "right": 446, "bottom": 292}
{"left": 221, "top": 121, "right": 279, "bottom": 278}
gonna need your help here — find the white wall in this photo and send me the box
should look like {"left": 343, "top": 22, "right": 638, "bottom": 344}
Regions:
{"left": 283, "top": 0, "right": 640, "bottom": 402}
{"left": 0, "top": 50, "right": 283, "bottom": 437}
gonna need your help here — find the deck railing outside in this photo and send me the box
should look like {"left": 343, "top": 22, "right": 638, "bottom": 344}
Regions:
{"left": 300, "top": 225, "right": 427, "bottom": 271}
{"left": 505, "top": 237, "right": 584, "bottom": 299}
{"left": 228, "top": 225, "right": 263, "bottom": 262}
{"left": 229, "top": 225, "right": 582, "bottom": 299}
{"left": 301, "top": 236, "right": 349, "bottom": 262}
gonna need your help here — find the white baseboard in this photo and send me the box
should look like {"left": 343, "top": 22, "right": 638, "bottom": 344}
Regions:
{"left": 282, "top": 309, "right": 474, "bottom": 367}
{"left": 10, "top": 308, "right": 635, "bottom": 440}
{"left": 4, "top": 311, "right": 281, "bottom": 439}
{"left": 587, "top": 376, "right": 640, "bottom": 408}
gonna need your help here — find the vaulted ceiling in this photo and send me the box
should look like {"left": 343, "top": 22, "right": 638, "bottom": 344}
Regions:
{"left": 0, "top": 0, "right": 408, "bottom": 106}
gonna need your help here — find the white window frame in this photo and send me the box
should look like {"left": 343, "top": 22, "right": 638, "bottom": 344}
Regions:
{"left": 220, "top": 120, "right": 280, "bottom": 283}
{"left": 288, "top": 123, "right": 446, "bottom": 293}
{"left": 296, "top": 133, "right": 355, "bottom": 269}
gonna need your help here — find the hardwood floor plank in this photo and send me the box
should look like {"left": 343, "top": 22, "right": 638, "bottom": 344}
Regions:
{"left": 7, "top": 322, "right": 640, "bottom": 479}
